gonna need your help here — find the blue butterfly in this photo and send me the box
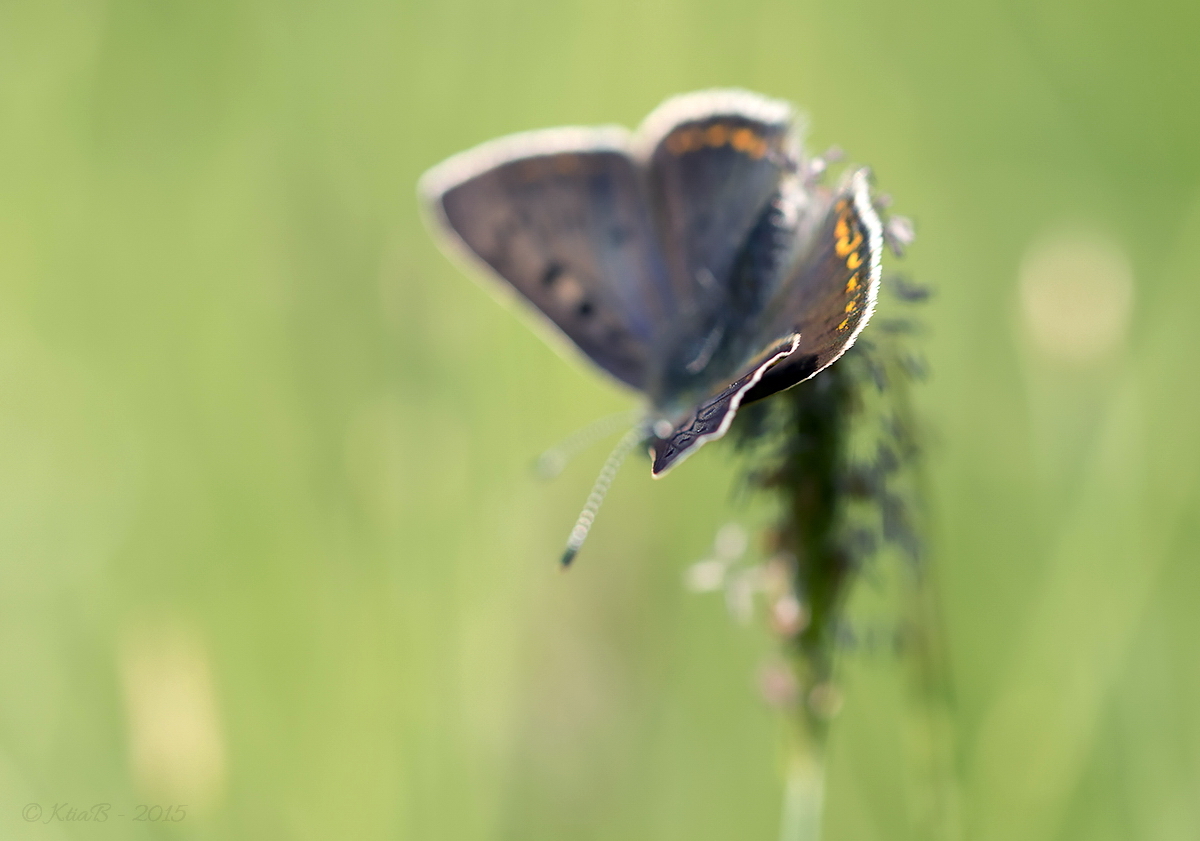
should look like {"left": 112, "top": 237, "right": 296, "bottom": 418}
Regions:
{"left": 420, "top": 90, "right": 898, "bottom": 562}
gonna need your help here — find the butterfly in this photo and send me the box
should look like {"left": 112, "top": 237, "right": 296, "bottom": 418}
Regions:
{"left": 420, "top": 90, "right": 899, "bottom": 562}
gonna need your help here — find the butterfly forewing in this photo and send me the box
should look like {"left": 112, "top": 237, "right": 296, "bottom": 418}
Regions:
{"left": 421, "top": 130, "right": 674, "bottom": 391}
{"left": 650, "top": 335, "right": 800, "bottom": 476}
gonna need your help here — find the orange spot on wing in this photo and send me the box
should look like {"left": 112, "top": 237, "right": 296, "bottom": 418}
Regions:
{"left": 666, "top": 128, "right": 702, "bottom": 154}
{"left": 835, "top": 214, "right": 849, "bottom": 239}
{"left": 705, "top": 124, "right": 730, "bottom": 147}
{"left": 838, "top": 318, "right": 850, "bottom": 331}
{"left": 731, "top": 127, "right": 757, "bottom": 153}
{"left": 846, "top": 251, "right": 862, "bottom": 270}
{"left": 845, "top": 274, "right": 859, "bottom": 293}
{"left": 845, "top": 300, "right": 856, "bottom": 313}
{"left": 835, "top": 230, "right": 863, "bottom": 258}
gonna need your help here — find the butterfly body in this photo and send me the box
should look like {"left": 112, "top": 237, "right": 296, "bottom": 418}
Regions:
{"left": 420, "top": 90, "right": 886, "bottom": 477}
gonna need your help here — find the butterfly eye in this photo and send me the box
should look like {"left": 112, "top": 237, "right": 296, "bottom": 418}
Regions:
{"left": 577, "top": 301, "right": 594, "bottom": 318}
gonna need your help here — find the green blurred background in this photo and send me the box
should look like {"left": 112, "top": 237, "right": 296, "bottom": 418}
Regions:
{"left": 2, "top": 0, "right": 1199, "bottom": 838}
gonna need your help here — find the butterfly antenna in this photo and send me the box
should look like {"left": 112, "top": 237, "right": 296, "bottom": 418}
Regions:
{"left": 534, "top": 408, "right": 643, "bottom": 479}
{"left": 560, "top": 425, "right": 646, "bottom": 568}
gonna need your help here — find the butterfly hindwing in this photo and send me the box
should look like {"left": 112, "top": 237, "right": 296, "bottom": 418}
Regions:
{"left": 420, "top": 129, "right": 674, "bottom": 390}
{"left": 743, "top": 168, "right": 884, "bottom": 403}
{"left": 638, "top": 90, "right": 797, "bottom": 308}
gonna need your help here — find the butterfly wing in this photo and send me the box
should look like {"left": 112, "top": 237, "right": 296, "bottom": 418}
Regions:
{"left": 420, "top": 128, "right": 674, "bottom": 391}
{"left": 636, "top": 90, "right": 797, "bottom": 308}
{"left": 650, "top": 335, "right": 800, "bottom": 476}
{"left": 420, "top": 100, "right": 884, "bottom": 479}
{"left": 742, "top": 168, "right": 884, "bottom": 402}
{"left": 649, "top": 168, "right": 885, "bottom": 476}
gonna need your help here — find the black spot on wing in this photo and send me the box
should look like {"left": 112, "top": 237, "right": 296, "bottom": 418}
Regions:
{"left": 541, "top": 263, "right": 564, "bottom": 287}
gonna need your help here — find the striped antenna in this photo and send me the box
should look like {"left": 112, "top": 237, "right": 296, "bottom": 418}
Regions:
{"left": 534, "top": 408, "right": 644, "bottom": 479}
{"left": 560, "top": 425, "right": 646, "bottom": 567}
